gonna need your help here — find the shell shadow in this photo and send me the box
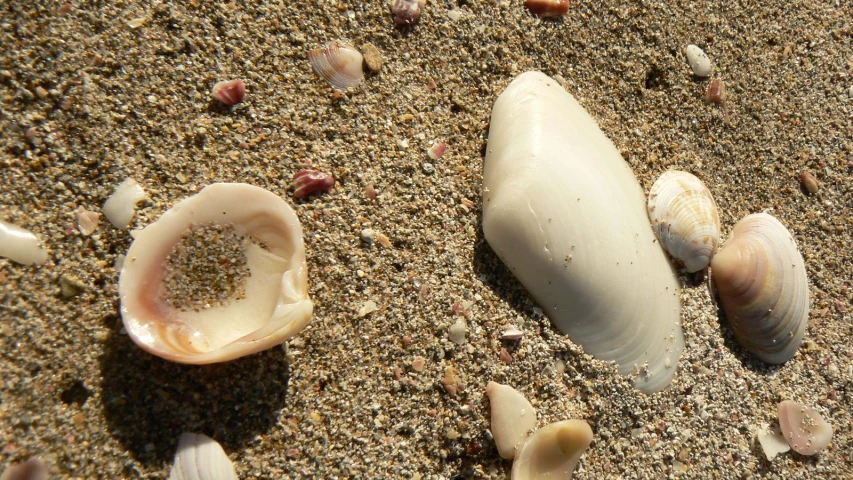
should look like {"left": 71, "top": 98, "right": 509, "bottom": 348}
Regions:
{"left": 99, "top": 324, "right": 291, "bottom": 468}
{"left": 711, "top": 298, "right": 785, "bottom": 376}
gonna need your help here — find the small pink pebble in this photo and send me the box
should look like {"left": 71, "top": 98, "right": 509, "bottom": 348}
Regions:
{"left": 211, "top": 79, "right": 246, "bottom": 106}
{"left": 427, "top": 141, "right": 447, "bottom": 160}
{"left": 293, "top": 169, "right": 335, "bottom": 198}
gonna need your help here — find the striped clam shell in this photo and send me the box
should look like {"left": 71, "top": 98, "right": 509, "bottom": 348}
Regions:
{"left": 307, "top": 41, "right": 364, "bottom": 90}
{"left": 710, "top": 213, "right": 809, "bottom": 363}
{"left": 647, "top": 170, "right": 721, "bottom": 273}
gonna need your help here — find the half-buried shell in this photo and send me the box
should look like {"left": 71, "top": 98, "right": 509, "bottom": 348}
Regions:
{"left": 483, "top": 71, "right": 683, "bottom": 394}
{"left": 710, "top": 213, "right": 808, "bottom": 363}
{"left": 647, "top": 170, "right": 721, "bottom": 272}
{"left": 118, "top": 183, "right": 313, "bottom": 364}
{"left": 511, "top": 420, "right": 593, "bottom": 480}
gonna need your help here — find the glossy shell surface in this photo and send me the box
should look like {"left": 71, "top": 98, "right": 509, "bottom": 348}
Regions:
{"left": 511, "top": 420, "right": 593, "bottom": 480}
{"left": 647, "top": 170, "right": 721, "bottom": 272}
{"left": 307, "top": 41, "right": 364, "bottom": 90}
{"left": 483, "top": 71, "right": 683, "bottom": 394}
{"left": 710, "top": 213, "right": 808, "bottom": 363}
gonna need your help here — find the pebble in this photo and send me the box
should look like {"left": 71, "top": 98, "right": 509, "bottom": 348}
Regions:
{"left": 685, "top": 44, "right": 712, "bottom": 77}
{"left": 361, "top": 42, "right": 383, "bottom": 73}
{"left": 360, "top": 228, "right": 377, "bottom": 245}
{"left": 800, "top": 170, "right": 819, "bottom": 194}
{"left": 421, "top": 162, "right": 435, "bottom": 175}
{"left": 448, "top": 319, "right": 467, "bottom": 344}
{"left": 59, "top": 274, "right": 86, "bottom": 298}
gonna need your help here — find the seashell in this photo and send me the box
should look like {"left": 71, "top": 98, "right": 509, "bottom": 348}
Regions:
{"left": 0, "top": 220, "right": 48, "bottom": 266}
{"left": 103, "top": 178, "right": 146, "bottom": 229}
{"left": 483, "top": 71, "right": 683, "bottom": 394}
{"left": 710, "top": 213, "right": 808, "bottom": 363}
{"left": 525, "top": 0, "right": 570, "bottom": 18}
{"left": 705, "top": 78, "right": 726, "bottom": 105}
{"left": 119, "top": 183, "right": 313, "bottom": 364}
{"left": 75, "top": 206, "right": 100, "bottom": 236}
{"left": 168, "top": 432, "right": 238, "bottom": 480}
{"left": 800, "top": 170, "right": 819, "bottom": 194}
{"left": 511, "top": 420, "right": 592, "bottom": 479}
{"left": 486, "top": 381, "right": 537, "bottom": 459}
{"left": 647, "top": 170, "right": 721, "bottom": 273}
{"left": 391, "top": 0, "right": 426, "bottom": 25}
{"left": 757, "top": 424, "right": 791, "bottom": 461}
{"left": 0, "top": 458, "right": 47, "bottom": 480}
{"left": 211, "top": 79, "right": 246, "bottom": 106}
{"left": 685, "top": 44, "right": 712, "bottom": 77}
{"left": 308, "top": 41, "right": 364, "bottom": 91}
{"left": 293, "top": 169, "right": 335, "bottom": 198}
{"left": 778, "top": 400, "right": 833, "bottom": 455}
{"left": 501, "top": 326, "right": 524, "bottom": 340}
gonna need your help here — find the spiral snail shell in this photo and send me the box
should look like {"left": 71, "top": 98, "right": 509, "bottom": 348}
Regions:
{"left": 710, "top": 213, "right": 808, "bottom": 363}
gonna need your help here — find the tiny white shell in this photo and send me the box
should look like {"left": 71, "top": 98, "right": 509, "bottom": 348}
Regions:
{"left": 168, "top": 432, "right": 238, "bottom": 480}
{"left": 512, "top": 420, "right": 593, "bottom": 480}
{"left": 647, "top": 170, "right": 721, "bottom": 272}
{"left": 119, "top": 183, "right": 313, "bottom": 364}
{"left": 486, "top": 381, "right": 537, "bottom": 459}
{"left": 685, "top": 44, "right": 712, "bottom": 77}
{"left": 308, "top": 41, "right": 364, "bottom": 91}
{"left": 711, "top": 213, "right": 808, "bottom": 363}
{"left": 501, "top": 326, "right": 524, "bottom": 340}
{"left": 757, "top": 425, "right": 791, "bottom": 461}
{"left": 483, "top": 71, "right": 683, "bottom": 394}
{"left": 0, "top": 220, "right": 48, "bottom": 266}
{"left": 103, "top": 178, "right": 146, "bottom": 229}
{"left": 778, "top": 400, "right": 833, "bottom": 455}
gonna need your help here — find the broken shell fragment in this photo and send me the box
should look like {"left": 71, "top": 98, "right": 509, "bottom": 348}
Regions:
{"left": 308, "top": 41, "right": 364, "bottom": 90}
{"left": 778, "top": 400, "right": 833, "bottom": 455}
{"left": 118, "top": 183, "right": 313, "bottom": 364}
{"left": 525, "top": 0, "right": 570, "bottom": 18}
{"left": 647, "top": 170, "right": 721, "bottom": 272}
{"left": 292, "top": 169, "right": 335, "bottom": 198}
{"left": 710, "top": 213, "right": 808, "bottom": 363}
{"left": 391, "top": 0, "right": 426, "bottom": 25}
{"left": 757, "top": 425, "right": 790, "bottom": 461}
{"left": 168, "top": 432, "right": 238, "bottom": 480}
{"left": 75, "top": 207, "right": 100, "bottom": 236}
{"left": 103, "top": 178, "right": 146, "bottom": 229}
{"left": 0, "top": 220, "right": 48, "bottom": 265}
{"left": 211, "top": 79, "right": 246, "bottom": 106}
{"left": 512, "top": 420, "right": 593, "bottom": 479}
{"left": 483, "top": 71, "right": 684, "bottom": 394}
{"left": 705, "top": 78, "right": 726, "bottom": 105}
{"left": 486, "top": 381, "right": 537, "bottom": 459}
{"left": 501, "top": 326, "right": 524, "bottom": 341}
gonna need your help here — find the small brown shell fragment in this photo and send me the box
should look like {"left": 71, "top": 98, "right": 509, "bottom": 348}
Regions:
{"left": 293, "top": 170, "right": 335, "bottom": 198}
{"left": 308, "top": 42, "right": 364, "bottom": 90}
{"left": 211, "top": 79, "right": 246, "bottom": 106}
{"left": 800, "top": 170, "right": 819, "bottom": 194}
{"left": 525, "top": 0, "right": 570, "bottom": 18}
{"left": 705, "top": 78, "right": 726, "bottom": 105}
{"left": 778, "top": 400, "right": 833, "bottom": 455}
{"left": 391, "top": 0, "right": 426, "bottom": 26}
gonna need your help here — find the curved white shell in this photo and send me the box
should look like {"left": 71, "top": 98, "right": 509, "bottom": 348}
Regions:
{"left": 511, "top": 420, "right": 593, "bottom": 480}
{"left": 119, "top": 183, "right": 313, "bottom": 364}
{"left": 103, "top": 178, "right": 146, "bottom": 229}
{"left": 778, "top": 400, "right": 833, "bottom": 455}
{"left": 710, "top": 213, "right": 808, "bottom": 363}
{"left": 486, "top": 381, "right": 537, "bottom": 459}
{"left": 168, "top": 432, "right": 238, "bottom": 480}
{"left": 483, "top": 71, "right": 683, "bottom": 394}
{"left": 0, "top": 220, "right": 48, "bottom": 265}
{"left": 308, "top": 41, "right": 364, "bottom": 90}
{"left": 647, "top": 170, "right": 721, "bottom": 272}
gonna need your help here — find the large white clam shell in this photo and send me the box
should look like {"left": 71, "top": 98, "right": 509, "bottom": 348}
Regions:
{"left": 710, "top": 213, "right": 808, "bottom": 363}
{"left": 647, "top": 170, "right": 721, "bottom": 272}
{"left": 486, "top": 381, "right": 537, "bottom": 459}
{"left": 168, "top": 432, "right": 238, "bottom": 480}
{"left": 118, "top": 183, "right": 313, "bottom": 364}
{"left": 483, "top": 71, "right": 683, "bottom": 394}
{"left": 511, "top": 420, "right": 593, "bottom": 480}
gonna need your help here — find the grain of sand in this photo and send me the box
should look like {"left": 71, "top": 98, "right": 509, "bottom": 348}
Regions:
{"left": 0, "top": 1, "right": 851, "bottom": 478}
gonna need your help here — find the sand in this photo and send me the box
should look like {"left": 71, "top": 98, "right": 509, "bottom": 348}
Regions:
{"left": 1, "top": 0, "right": 851, "bottom": 478}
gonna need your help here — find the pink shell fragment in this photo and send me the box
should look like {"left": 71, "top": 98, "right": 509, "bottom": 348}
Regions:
{"left": 778, "top": 400, "right": 833, "bottom": 455}
{"left": 427, "top": 142, "right": 447, "bottom": 160}
{"left": 501, "top": 326, "right": 524, "bottom": 340}
{"left": 293, "top": 170, "right": 335, "bottom": 199}
{"left": 211, "top": 79, "right": 246, "bottom": 106}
